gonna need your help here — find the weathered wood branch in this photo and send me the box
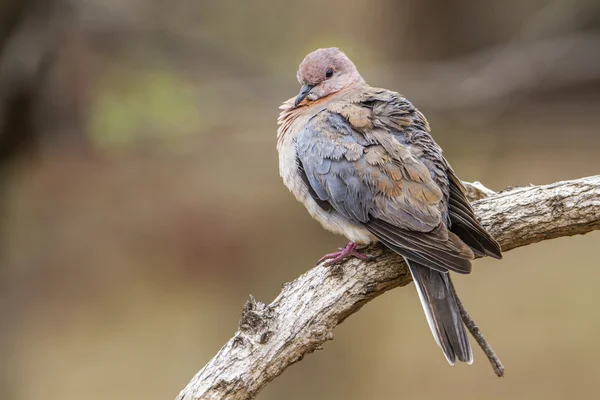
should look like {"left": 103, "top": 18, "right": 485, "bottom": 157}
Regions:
{"left": 177, "top": 175, "right": 600, "bottom": 400}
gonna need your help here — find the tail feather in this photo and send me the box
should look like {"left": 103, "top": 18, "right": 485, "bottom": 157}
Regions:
{"left": 407, "top": 260, "right": 472, "bottom": 364}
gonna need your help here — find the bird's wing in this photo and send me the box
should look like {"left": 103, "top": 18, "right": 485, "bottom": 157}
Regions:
{"left": 295, "top": 94, "right": 474, "bottom": 273}
{"left": 445, "top": 166, "right": 503, "bottom": 259}
{"left": 366, "top": 90, "right": 501, "bottom": 260}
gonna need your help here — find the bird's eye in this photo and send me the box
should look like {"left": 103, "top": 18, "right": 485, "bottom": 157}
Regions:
{"left": 325, "top": 68, "right": 334, "bottom": 78}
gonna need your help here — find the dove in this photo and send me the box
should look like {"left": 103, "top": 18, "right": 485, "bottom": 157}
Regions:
{"left": 276, "top": 47, "right": 502, "bottom": 365}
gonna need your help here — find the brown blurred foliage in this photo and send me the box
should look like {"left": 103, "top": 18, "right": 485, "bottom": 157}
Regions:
{"left": 1, "top": 1, "right": 600, "bottom": 399}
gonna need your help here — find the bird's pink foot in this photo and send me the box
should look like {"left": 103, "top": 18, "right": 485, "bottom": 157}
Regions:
{"left": 318, "top": 242, "right": 368, "bottom": 266}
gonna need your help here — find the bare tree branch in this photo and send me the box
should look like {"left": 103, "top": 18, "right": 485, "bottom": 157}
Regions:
{"left": 449, "top": 278, "right": 504, "bottom": 377}
{"left": 176, "top": 175, "right": 600, "bottom": 400}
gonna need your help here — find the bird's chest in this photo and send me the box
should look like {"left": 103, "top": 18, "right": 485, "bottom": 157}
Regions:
{"left": 277, "top": 126, "right": 375, "bottom": 245}
{"left": 277, "top": 127, "right": 317, "bottom": 212}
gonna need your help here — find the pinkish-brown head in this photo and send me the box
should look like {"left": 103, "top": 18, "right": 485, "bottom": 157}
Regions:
{"left": 294, "top": 48, "right": 364, "bottom": 107}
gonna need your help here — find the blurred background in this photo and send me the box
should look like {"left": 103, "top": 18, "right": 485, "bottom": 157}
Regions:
{"left": 1, "top": 0, "right": 599, "bottom": 399}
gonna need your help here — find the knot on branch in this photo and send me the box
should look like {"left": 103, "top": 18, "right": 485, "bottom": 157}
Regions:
{"left": 309, "top": 325, "right": 334, "bottom": 344}
{"left": 461, "top": 181, "right": 496, "bottom": 201}
{"left": 547, "top": 195, "right": 567, "bottom": 218}
{"left": 239, "top": 295, "right": 275, "bottom": 344}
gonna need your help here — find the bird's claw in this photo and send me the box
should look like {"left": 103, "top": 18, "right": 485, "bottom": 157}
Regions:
{"left": 318, "top": 242, "right": 368, "bottom": 266}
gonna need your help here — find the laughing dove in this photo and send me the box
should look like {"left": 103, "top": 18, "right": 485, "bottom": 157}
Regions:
{"left": 277, "top": 47, "right": 502, "bottom": 365}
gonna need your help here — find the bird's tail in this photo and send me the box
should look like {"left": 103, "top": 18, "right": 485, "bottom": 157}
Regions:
{"left": 407, "top": 260, "right": 472, "bottom": 365}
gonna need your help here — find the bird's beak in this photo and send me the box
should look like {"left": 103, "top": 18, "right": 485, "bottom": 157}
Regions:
{"left": 294, "top": 84, "right": 314, "bottom": 107}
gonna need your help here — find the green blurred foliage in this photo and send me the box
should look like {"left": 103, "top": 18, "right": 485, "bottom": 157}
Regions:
{"left": 90, "top": 67, "right": 203, "bottom": 150}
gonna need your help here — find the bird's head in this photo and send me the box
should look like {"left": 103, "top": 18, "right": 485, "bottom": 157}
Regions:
{"left": 294, "top": 47, "right": 364, "bottom": 107}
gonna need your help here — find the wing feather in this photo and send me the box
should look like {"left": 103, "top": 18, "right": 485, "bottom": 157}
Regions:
{"left": 446, "top": 169, "right": 502, "bottom": 259}
{"left": 295, "top": 103, "right": 476, "bottom": 273}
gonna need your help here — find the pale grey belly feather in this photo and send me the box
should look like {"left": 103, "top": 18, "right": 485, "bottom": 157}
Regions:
{"left": 278, "top": 136, "right": 376, "bottom": 245}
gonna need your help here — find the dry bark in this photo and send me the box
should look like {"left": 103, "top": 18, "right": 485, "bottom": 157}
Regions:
{"left": 176, "top": 175, "right": 600, "bottom": 400}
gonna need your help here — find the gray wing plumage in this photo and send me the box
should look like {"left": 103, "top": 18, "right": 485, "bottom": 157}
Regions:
{"left": 446, "top": 169, "right": 502, "bottom": 258}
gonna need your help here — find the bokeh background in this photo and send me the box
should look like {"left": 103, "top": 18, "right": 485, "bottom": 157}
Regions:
{"left": 1, "top": 0, "right": 600, "bottom": 399}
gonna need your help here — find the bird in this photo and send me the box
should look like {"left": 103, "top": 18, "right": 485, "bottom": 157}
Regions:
{"left": 277, "top": 47, "right": 502, "bottom": 365}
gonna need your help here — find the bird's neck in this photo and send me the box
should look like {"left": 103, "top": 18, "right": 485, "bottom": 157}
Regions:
{"left": 277, "top": 83, "right": 371, "bottom": 144}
